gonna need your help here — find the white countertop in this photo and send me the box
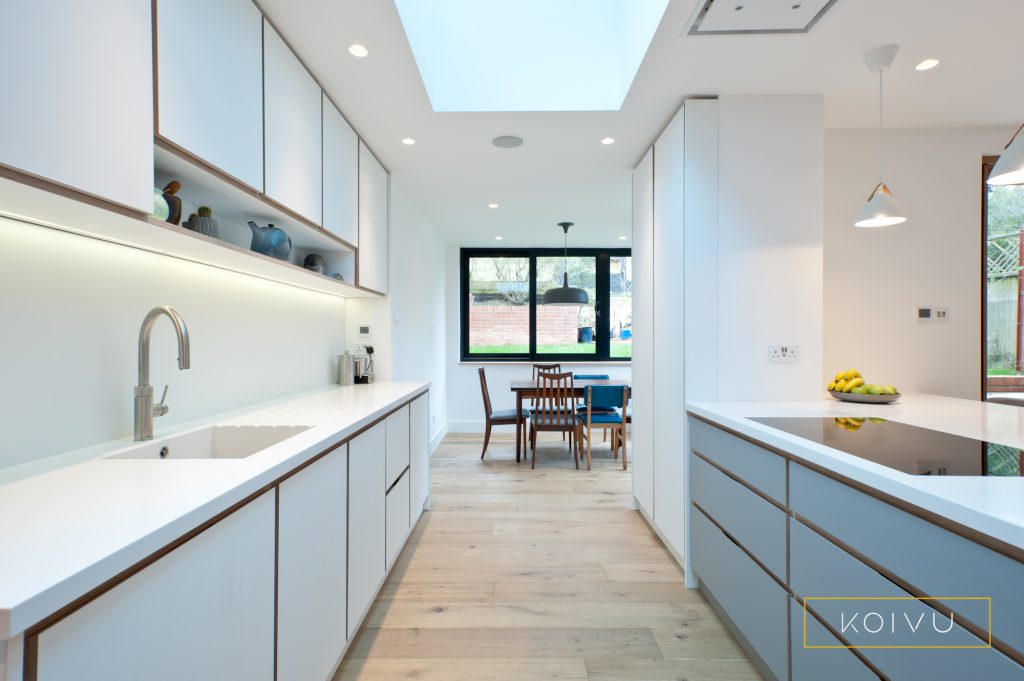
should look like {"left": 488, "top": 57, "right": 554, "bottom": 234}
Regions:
{"left": 0, "top": 382, "right": 428, "bottom": 640}
{"left": 687, "top": 394, "right": 1024, "bottom": 553}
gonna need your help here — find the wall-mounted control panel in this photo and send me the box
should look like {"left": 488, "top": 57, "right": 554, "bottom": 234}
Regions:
{"left": 916, "top": 306, "right": 949, "bottom": 322}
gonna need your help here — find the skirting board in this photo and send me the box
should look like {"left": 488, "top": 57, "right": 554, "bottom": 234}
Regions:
{"left": 446, "top": 419, "right": 488, "bottom": 434}
{"left": 634, "top": 497, "right": 691, "bottom": 586}
{"left": 429, "top": 424, "right": 448, "bottom": 455}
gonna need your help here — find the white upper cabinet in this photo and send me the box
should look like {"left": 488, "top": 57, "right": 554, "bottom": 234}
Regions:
{"left": 322, "top": 95, "right": 359, "bottom": 246}
{"left": 0, "top": 0, "right": 153, "bottom": 212}
{"left": 263, "top": 19, "right": 323, "bottom": 224}
{"left": 156, "top": 0, "right": 264, "bottom": 191}
{"left": 358, "top": 142, "right": 389, "bottom": 293}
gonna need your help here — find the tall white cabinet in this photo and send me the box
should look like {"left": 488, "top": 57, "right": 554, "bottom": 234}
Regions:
{"left": 263, "top": 19, "right": 323, "bottom": 224}
{"left": 358, "top": 142, "right": 390, "bottom": 293}
{"left": 0, "top": 0, "right": 153, "bottom": 212}
{"left": 631, "top": 148, "right": 655, "bottom": 518}
{"left": 323, "top": 95, "right": 360, "bottom": 246}
{"left": 156, "top": 0, "right": 264, "bottom": 190}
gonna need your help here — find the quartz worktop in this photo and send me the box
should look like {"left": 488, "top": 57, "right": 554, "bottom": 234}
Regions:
{"left": 687, "top": 393, "right": 1024, "bottom": 553}
{"left": 0, "top": 382, "right": 428, "bottom": 640}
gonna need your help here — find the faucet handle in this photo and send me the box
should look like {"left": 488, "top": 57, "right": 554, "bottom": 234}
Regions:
{"left": 154, "top": 385, "right": 170, "bottom": 418}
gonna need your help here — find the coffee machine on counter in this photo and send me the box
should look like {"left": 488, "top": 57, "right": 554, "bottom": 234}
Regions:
{"left": 338, "top": 347, "right": 375, "bottom": 385}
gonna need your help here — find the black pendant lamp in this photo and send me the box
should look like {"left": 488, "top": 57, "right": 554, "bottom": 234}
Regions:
{"left": 542, "top": 222, "right": 589, "bottom": 306}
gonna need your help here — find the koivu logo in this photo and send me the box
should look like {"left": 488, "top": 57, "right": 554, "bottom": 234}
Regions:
{"left": 839, "top": 610, "right": 955, "bottom": 636}
{"left": 802, "top": 597, "right": 992, "bottom": 650}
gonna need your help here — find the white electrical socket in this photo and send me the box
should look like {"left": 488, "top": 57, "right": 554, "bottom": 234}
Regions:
{"left": 769, "top": 345, "right": 799, "bottom": 364}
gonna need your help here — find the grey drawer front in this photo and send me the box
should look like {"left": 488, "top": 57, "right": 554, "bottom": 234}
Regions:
{"left": 689, "top": 417, "right": 786, "bottom": 503}
{"left": 692, "top": 508, "right": 788, "bottom": 681}
{"left": 790, "top": 463, "right": 1024, "bottom": 654}
{"left": 790, "top": 598, "right": 879, "bottom": 681}
{"left": 691, "top": 453, "right": 787, "bottom": 580}
{"left": 791, "top": 519, "right": 1024, "bottom": 681}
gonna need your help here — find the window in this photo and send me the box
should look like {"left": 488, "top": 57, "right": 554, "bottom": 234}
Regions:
{"left": 461, "top": 248, "right": 631, "bottom": 362}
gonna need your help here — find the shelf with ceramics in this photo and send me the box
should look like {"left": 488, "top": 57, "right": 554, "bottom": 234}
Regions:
{"left": 153, "top": 141, "right": 360, "bottom": 292}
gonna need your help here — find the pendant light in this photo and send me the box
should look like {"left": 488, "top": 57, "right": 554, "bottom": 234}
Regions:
{"left": 855, "top": 44, "right": 907, "bottom": 228}
{"left": 542, "top": 222, "right": 589, "bottom": 306}
{"left": 988, "top": 123, "right": 1024, "bottom": 186}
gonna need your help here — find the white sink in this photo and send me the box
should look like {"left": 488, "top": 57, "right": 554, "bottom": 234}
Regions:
{"left": 105, "top": 425, "right": 312, "bottom": 460}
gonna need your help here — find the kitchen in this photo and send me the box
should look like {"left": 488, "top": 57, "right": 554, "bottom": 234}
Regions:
{"left": 2, "top": 1, "right": 1024, "bottom": 680}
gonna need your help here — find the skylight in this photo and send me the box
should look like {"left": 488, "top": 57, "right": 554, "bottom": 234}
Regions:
{"left": 394, "top": 0, "right": 669, "bottom": 112}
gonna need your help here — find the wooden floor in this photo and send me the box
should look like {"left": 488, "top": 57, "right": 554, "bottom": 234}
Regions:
{"left": 334, "top": 432, "right": 761, "bottom": 681}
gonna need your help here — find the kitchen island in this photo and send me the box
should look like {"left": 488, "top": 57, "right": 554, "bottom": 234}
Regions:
{"left": 0, "top": 382, "right": 429, "bottom": 681}
{"left": 686, "top": 394, "right": 1024, "bottom": 681}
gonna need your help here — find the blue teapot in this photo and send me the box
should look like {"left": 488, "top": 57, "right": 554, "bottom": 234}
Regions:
{"left": 248, "top": 221, "right": 292, "bottom": 261}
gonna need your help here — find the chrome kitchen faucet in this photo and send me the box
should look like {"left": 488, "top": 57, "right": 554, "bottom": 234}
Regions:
{"left": 134, "top": 306, "right": 191, "bottom": 441}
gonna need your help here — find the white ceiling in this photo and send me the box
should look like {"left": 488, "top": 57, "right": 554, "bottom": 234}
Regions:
{"left": 258, "top": 0, "right": 1024, "bottom": 247}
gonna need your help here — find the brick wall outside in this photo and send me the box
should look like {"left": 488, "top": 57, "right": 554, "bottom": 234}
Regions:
{"left": 470, "top": 304, "right": 582, "bottom": 346}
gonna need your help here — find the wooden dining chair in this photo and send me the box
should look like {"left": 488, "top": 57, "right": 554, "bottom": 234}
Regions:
{"left": 531, "top": 363, "right": 566, "bottom": 441}
{"left": 579, "top": 385, "right": 629, "bottom": 471}
{"left": 478, "top": 367, "right": 519, "bottom": 459}
{"left": 528, "top": 370, "right": 582, "bottom": 469}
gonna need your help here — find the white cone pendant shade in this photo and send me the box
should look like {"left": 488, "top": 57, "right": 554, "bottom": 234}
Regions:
{"left": 989, "top": 125, "right": 1024, "bottom": 186}
{"left": 855, "top": 45, "right": 907, "bottom": 228}
{"left": 855, "top": 183, "right": 907, "bottom": 228}
{"left": 542, "top": 222, "right": 589, "bottom": 306}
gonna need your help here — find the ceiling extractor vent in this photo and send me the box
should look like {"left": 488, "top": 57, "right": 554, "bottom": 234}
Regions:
{"left": 686, "top": 0, "right": 841, "bottom": 35}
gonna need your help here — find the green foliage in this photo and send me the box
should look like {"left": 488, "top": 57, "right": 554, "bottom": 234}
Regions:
{"left": 469, "top": 342, "right": 632, "bottom": 358}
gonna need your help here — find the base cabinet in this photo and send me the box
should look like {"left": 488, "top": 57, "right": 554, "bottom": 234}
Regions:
{"left": 386, "top": 472, "right": 411, "bottom": 568}
{"left": 347, "top": 421, "right": 386, "bottom": 637}
{"left": 409, "top": 394, "right": 429, "bottom": 526}
{"left": 277, "top": 446, "right": 348, "bottom": 681}
{"left": 34, "top": 493, "right": 275, "bottom": 681}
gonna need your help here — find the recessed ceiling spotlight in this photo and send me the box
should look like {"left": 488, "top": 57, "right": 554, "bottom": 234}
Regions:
{"left": 488, "top": 203, "right": 499, "bottom": 209}
{"left": 915, "top": 58, "right": 940, "bottom": 71}
{"left": 492, "top": 135, "right": 524, "bottom": 149}
{"left": 401, "top": 137, "right": 416, "bottom": 145}
{"left": 348, "top": 44, "right": 368, "bottom": 58}
{"left": 618, "top": 235, "right": 628, "bottom": 240}
{"left": 601, "top": 137, "right": 616, "bottom": 145}
{"left": 791, "top": 3, "right": 802, "bottom": 8}
{"left": 495, "top": 236, "right": 504, "bottom": 240}
{"left": 734, "top": 4, "right": 744, "bottom": 10}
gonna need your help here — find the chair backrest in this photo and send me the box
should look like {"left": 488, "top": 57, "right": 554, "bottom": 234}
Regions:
{"left": 534, "top": 370, "right": 575, "bottom": 427}
{"left": 532, "top": 364, "right": 562, "bottom": 406}
{"left": 586, "top": 385, "right": 628, "bottom": 414}
{"left": 478, "top": 367, "right": 494, "bottom": 418}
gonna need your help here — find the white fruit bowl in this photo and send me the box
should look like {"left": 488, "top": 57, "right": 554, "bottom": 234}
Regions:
{"left": 829, "top": 390, "right": 900, "bottom": 404}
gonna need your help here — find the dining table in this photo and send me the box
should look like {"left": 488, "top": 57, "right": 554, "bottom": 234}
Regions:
{"left": 510, "top": 377, "right": 631, "bottom": 463}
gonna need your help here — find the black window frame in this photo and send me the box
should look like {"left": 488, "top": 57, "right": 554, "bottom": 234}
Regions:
{"left": 460, "top": 247, "right": 632, "bottom": 362}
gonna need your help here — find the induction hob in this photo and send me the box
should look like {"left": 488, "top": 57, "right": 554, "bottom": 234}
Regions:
{"left": 750, "top": 417, "right": 1023, "bottom": 476}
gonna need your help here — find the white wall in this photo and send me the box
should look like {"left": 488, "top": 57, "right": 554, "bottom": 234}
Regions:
{"left": 345, "top": 177, "right": 449, "bottom": 446}
{"left": 0, "top": 214, "right": 346, "bottom": 470}
{"left": 444, "top": 244, "right": 632, "bottom": 433}
{"left": 716, "top": 95, "right": 825, "bottom": 400}
{"left": 824, "top": 127, "right": 1010, "bottom": 400}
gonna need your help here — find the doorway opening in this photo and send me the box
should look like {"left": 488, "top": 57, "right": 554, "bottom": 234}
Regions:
{"left": 983, "top": 156, "right": 1024, "bottom": 401}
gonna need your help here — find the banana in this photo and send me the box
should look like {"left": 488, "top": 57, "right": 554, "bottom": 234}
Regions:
{"left": 835, "top": 370, "right": 846, "bottom": 381}
{"left": 842, "top": 377, "right": 865, "bottom": 393}
{"left": 827, "top": 380, "right": 837, "bottom": 391}
{"left": 835, "top": 378, "right": 848, "bottom": 392}
{"left": 843, "top": 369, "right": 862, "bottom": 381}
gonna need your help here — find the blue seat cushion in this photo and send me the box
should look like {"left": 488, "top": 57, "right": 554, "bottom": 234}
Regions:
{"left": 584, "top": 412, "right": 623, "bottom": 425}
{"left": 490, "top": 408, "right": 519, "bottom": 420}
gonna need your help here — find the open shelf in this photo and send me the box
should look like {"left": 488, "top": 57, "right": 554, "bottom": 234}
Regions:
{"left": 0, "top": 172, "right": 376, "bottom": 299}
{"left": 154, "top": 141, "right": 357, "bottom": 284}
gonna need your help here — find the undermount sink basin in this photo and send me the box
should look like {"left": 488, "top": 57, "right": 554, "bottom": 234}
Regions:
{"left": 105, "top": 425, "right": 313, "bottom": 461}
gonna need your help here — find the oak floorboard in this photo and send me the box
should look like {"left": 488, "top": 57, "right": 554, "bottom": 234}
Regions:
{"left": 332, "top": 433, "right": 760, "bottom": 681}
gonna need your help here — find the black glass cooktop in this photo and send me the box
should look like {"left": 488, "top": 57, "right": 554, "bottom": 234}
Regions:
{"left": 750, "top": 417, "right": 1023, "bottom": 477}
